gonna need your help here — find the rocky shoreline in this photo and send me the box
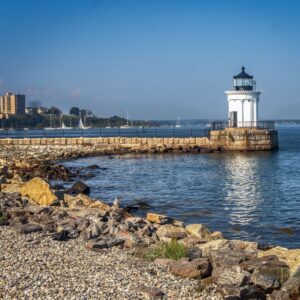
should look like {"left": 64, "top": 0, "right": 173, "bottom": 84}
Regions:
{"left": 1, "top": 144, "right": 300, "bottom": 300}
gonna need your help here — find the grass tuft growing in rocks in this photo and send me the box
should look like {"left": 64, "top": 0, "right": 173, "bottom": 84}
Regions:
{"left": 145, "top": 238, "right": 187, "bottom": 261}
{"left": 0, "top": 211, "right": 5, "bottom": 221}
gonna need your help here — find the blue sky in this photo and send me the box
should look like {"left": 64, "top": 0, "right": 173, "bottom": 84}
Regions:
{"left": 0, "top": 0, "right": 300, "bottom": 119}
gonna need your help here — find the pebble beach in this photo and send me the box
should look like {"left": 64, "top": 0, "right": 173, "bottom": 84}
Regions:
{"left": 0, "top": 227, "right": 201, "bottom": 300}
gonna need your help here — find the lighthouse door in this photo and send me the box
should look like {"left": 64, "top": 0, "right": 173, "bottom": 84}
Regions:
{"left": 229, "top": 111, "right": 238, "bottom": 127}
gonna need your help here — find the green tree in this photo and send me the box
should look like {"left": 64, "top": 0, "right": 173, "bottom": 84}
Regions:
{"left": 48, "top": 106, "right": 61, "bottom": 116}
{"left": 70, "top": 107, "right": 80, "bottom": 116}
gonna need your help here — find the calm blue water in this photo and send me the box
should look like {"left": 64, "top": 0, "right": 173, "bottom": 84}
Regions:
{"left": 61, "top": 126, "right": 300, "bottom": 248}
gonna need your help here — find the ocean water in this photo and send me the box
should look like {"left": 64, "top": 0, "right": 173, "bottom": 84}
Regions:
{"left": 61, "top": 126, "right": 300, "bottom": 248}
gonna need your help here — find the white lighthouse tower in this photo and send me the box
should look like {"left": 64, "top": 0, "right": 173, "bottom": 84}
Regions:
{"left": 225, "top": 66, "right": 261, "bottom": 127}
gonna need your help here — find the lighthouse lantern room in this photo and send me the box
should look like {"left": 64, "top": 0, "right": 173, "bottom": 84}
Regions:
{"left": 225, "top": 67, "right": 261, "bottom": 127}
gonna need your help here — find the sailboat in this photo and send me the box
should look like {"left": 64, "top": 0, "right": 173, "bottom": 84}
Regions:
{"left": 77, "top": 117, "right": 91, "bottom": 129}
{"left": 175, "top": 117, "right": 182, "bottom": 128}
{"left": 106, "top": 118, "right": 111, "bottom": 128}
{"left": 60, "top": 120, "right": 73, "bottom": 130}
{"left": 58, "top": 115, "right": 73, "bottom": 129}
{"left": 44, "top": 114, "right": 57, "bottom": 130}
{"left": 120, "top": 111, "right": 132, "bottom": 128}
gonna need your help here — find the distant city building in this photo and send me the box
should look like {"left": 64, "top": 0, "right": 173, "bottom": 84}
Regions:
{"left": 25, "top": 107, "right": 35, "bottom": 114}
{"left": 36, "top": 107, "right": 50, "bottom": 115}
{"left": 0, "top": 92, "right": 26, "bottom": 119}
{"left": 225, "top": 67, "right": 260, "bottom": 127}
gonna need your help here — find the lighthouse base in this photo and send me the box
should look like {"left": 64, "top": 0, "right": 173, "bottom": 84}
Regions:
{"left": 209, "top": 128, "right": 278, "bottom": 151}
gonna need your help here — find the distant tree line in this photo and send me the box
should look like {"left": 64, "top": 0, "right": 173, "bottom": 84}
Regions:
{"left": 0, "top": 111, "right": 159, "bottom": 129}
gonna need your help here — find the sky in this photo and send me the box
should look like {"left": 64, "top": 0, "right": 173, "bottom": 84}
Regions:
{"left": 0, "top": 0, "right": 300, "bottom": 120}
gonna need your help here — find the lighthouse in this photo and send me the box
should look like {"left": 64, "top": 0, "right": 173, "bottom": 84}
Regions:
{"left": 225, "top": 67, "right": 261, "bottom": 127}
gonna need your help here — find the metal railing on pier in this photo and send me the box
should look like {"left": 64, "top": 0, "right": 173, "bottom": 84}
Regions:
{"left": 0, "top": 127, "right": 211, "bottom": 139}
{"left": 210, "top": 121, "right": 275, "bottom": 131}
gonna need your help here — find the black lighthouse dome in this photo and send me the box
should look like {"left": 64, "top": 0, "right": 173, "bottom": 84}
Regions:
{"left": 233, "top": 66, "right": 254, "bottom": 91}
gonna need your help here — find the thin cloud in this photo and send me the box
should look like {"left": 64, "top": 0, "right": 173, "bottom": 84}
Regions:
{"left": 69, "top": 88, "right": 81, "bottom": 98}
{"left": 26, "top": 87, "right": 57, "bottom": 98}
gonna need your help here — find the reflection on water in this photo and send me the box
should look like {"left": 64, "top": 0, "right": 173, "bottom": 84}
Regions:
{"left": 61, "top": 127, "right": 300, "bottom": 248}
{"left": 224, "top": 155, "right": 263, "bottom": 226}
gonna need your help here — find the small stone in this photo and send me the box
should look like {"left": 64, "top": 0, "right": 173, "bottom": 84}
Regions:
{"left": 87, "top": 164, "right": 100, "bottom": 170}
{"left": 0, "top": 175, "right": 8, "bottom": 184}
{"left": 138, "top": 286, "right": 165, "bottom": 299}
{"left": 107, "top": 238, "right": 125, "bottom": 247}
{"left": 69, "top": 181, "right": 90, "bottom": 195}
{"left": 171, "top": 258, "right": 212, "bottom": 279}
{"left": 85, "top": 240, "right": 109, "bottom": 251}
{"left": 90, "top": 223, "right": 101, "bottom": 239}
{"left": 6, "top": 208, "right": 27, "bottom": 218}
{"left": 196, "top": 239, "right": 230, "bottom": 257}
{"left": 172, "top": 219, "right": 184, "bottom": 227}
{"left": 186, "top": 224, "right": 211, "bottom": 239}
{"left": 52, "top": 230, "right": 69, "bottom": 241}
{"left": 230, "top": 239, "right": 258, "bottom": 252}
{"left": 156, "top": 224, "right": 187, "bottom": 239}
{"left": 267, "top": 289, "right": 290, "bottom": 300}
{"left": 210, "top": 231, "right": 224, "bottom": 240}
{"left": 239, "top": 285, "right": 266, "bottom": 299}
{"left": 154, "top": 258, "right": 175, "bottom": 269}
{"left": 20, "top": 223, "right": 43, "bottom": 234}
{"left": 178, "top": 236, "right": 206, "bottom": 247}
{"left": 186, "top": 247, "right": 202, "bottom": 260}
{"left": 146, "top": 213, "right": 172, "bottom": 225}
{"left": 135, "top": 201, "right": 151, "bottom": 208}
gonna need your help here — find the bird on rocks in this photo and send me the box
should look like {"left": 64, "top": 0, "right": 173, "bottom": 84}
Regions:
{"left": 113, "top": 197, "right": 120, "bottom": 208}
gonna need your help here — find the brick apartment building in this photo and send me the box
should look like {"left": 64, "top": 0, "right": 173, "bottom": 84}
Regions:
{"left": 0, "top": 92, "right": 26, "bottom": 119}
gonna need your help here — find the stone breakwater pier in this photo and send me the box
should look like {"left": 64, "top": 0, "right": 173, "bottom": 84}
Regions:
{"left": 0, "top": 128, "right": 278, "bottom": 152}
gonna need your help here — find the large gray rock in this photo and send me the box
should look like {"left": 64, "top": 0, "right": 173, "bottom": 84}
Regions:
{"left": 217, "top": 284, "right": 266, "bottom": 300}
{"left": 209, "top": 250, "right": 247, "bottom": 269}
{"left": 280, "top": 267, "right": 300, "bottom": 299}
{"left": 240, "top": 255, "right": 280, "bottom": 273}
{"left": 213, "top": 265, "right": 251, "bottom": 287}
{"left": 250, "top": 268, "right": 280, "bottom": 293}
{"left": 252, "top": 264, "right": 290, "bottom": 286}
